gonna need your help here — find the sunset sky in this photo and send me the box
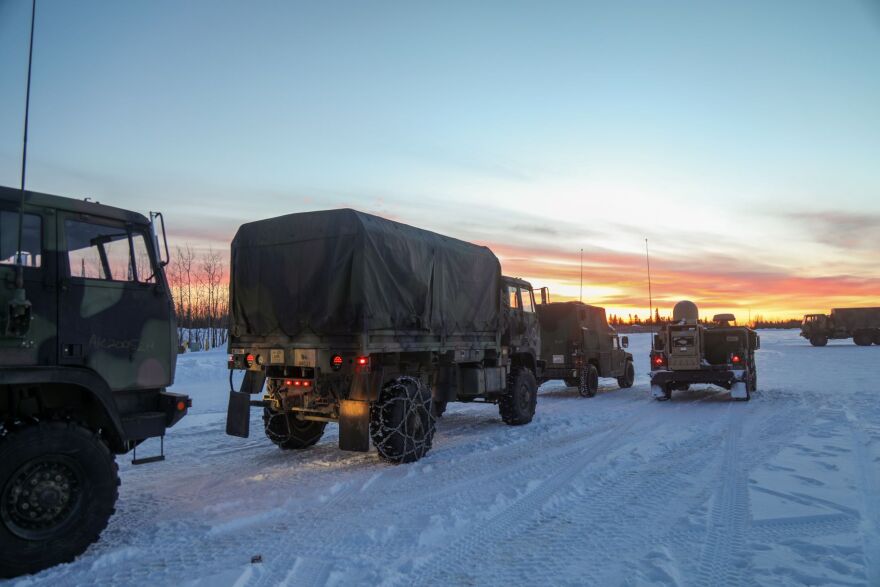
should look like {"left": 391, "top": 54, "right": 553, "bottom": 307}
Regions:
{"left": 1, "top": 0, "right": 878, "bottom": 320}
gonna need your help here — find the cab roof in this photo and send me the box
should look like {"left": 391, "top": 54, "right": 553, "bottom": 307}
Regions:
{"left": 0, "top": 185, "right": 150, "bottom": 225}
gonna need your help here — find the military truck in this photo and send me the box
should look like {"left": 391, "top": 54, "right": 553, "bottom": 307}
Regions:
{"left": 535, "top": 298, "right": 634, "bottom": 396}
{"left": 649, "top": 301, "right": 759, "bottom": 401}
{"left": 225, "top": 209, "right": 541, "bottom": 464}
{"left": 0, "top": 186, "right": 190, "bottom": 578}
{"left": 801, "top": 308, "right": 880, "bottom": 346}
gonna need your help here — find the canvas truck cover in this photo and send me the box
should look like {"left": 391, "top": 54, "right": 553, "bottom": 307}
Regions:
{"left": 830, "top": 308, "right": 880, "bottom": 330}
{"left": 230, "top": 209, "right": 502, "bottom": 338}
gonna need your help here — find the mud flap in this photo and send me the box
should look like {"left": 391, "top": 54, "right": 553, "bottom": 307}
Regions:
{"left": 730, "top": 382, "right": 748, "bottom": 400}
{"left": 226, "top": 371, "right": 266, "bottom": 438}
{"left": 226, "top": 391, "right": 251, "bottom": 438}
{"left": 339, "top": 399, "right": 370, "bottom": 452}
{"left": 651, "top": 384, "right": 667, "bottom": 399}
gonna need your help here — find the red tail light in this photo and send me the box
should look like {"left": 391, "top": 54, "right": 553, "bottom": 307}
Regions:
{"left": 731, "top": 354, "right": 742, "bottom": 364}
{"left": 356, "top": 356, "right": 369, "bottom": 366}
{"left": 284, "top": 379, "right": 293, "bottom": 386}
{"left": 652, "top": 353, "right": 666, "bottom": 368}
{"left": 293, "top": 380, "right": 302, "bottom": 386}
{"left": 246, "top": 353, "right": 255, "bottom": 367}
{"left": 331, "top": 354, "right": 344, "bottom": 370}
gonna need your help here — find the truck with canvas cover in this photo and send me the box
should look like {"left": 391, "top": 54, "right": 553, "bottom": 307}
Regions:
{"left": 0, "top": 186, "right": 190, "bottom": 578}
{"left": 225, "top": 209, "right": 541, "bottom": 463}
{"left": 800, "top": 307, "right": 880, "bottom": 347}
{"left": 535, "top": 296, "right": 634, "bottom": 397}
{"left": 649, "top": 301, "right": 759, "bottom": 401}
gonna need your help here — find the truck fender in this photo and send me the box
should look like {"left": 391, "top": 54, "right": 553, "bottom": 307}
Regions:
{"left": 0, "top": 366, "right": 125, "bottom": 450}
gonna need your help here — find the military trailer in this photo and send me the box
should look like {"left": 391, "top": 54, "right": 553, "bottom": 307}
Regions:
{"left": 225, "top": 209, "right": 541, "bottom": 464}
{"left": 0, "top": 186, "right": 190, "bottom": 578}
{"left": 536, "top": 299, "right": 634, "bottom": 396}
{"left": 649, "top": 301, "right": 759, "bottom": 401}
{"left": 801, "top": 308, "right": 880, "bottom": 346}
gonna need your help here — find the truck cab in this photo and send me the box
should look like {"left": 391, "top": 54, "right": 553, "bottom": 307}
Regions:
{"left": 0, "top": 186, "right": 189, "bottom": 578}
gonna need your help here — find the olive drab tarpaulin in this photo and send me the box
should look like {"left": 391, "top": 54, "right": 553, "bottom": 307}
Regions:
{"left": 230, "top": 209, "right": 502, "bottom": 338}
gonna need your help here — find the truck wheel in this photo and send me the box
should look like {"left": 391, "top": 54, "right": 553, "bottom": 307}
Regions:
{"left": 0, "top": 422, "right": 119, "bottom": 579}
{"left": 810, "top": 335, "right": 828, "bottom": 347}
{"left": 370, "top": 376, "right": 435, "bottom": 464}
{"left": 579, "top": 365, "right": 599, "bottom": 398}
{"left": 854, "top": 332, "right": 873, "bottom": 346}
{"left": 499, "top": 368, "right": 537, "bottom": 425}
{"left": 616, "top": 360, "right": 635, "bottom": 389}
{"left": 262, "top": 408, "right": 326, "bottom": 449}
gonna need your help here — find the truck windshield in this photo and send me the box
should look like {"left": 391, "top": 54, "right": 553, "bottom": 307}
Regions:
{"left": 65, "top": 220, "right": 156, "bottom": 283}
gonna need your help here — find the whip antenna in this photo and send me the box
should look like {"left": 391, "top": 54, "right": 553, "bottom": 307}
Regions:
{"left": 16, "top": 0, "right": 37, "bottom": 284}
{"left": 646, "top": 238, "right": 654, "bottom": 351}
{"left": 6, "top": 0, "right": 36, "bottom": 337}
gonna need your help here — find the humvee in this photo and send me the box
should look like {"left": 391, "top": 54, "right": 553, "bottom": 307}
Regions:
{"left": 225, "top": 209, "right": 541, "bottom": 463}
{"left": 536, "top": 297, "right": 634, "bottom": 396}
{"left": 649, "top": 301, "right": 758, "bottom": 401}
{"left": 801, "top": 308, "right": 880, "bottom": 346}
{"left": 0, "top": 186, "right": 190, "bottom": 578}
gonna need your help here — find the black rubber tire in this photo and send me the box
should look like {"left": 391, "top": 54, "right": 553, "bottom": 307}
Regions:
{"left": 616, "top": 360, "right": 635, "bottom": 389}
{"left": 0, "top": 422, "right": 119, "bottom": 579}
{"left": 579, "top": 365, "right": 599, "bottom": 398}
{"left": 370, "top": 376, "right": 435, "bottom": 464}
{"left": 809, "top": 335, "right": 828, "bottom": 347}
{"left": 499, "top": 368, "right": 538, "bottom": 425}
{"left": 854, "top": 333, "right": 873, "bottom": 346}
{"left": 262, "top": 409, "right": 327, "bottom": 449}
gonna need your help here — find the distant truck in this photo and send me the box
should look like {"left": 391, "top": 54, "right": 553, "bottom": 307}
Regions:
{"left": 536, "top": 297, "right": 634, "bottom": 396}
{"left": 801, "top": 308, "right": 880, "bottom": 347}
{"left": 650, "top": 301, "right": 759, "bottom": 401}
{"left": 0, "top": 186, "right": 190, "bottom": 578}
{"left": 225, "top": 209, "right": 542, "bottom": 464}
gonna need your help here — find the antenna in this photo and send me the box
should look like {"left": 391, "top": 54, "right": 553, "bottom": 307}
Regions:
{"left": 6, "top": 0, "right": 36, "bottom": 337}
{"left": 579, "top": 248, "right": 583, "bottom": 302}
{"left": 15, "top": 0, "right": 37, "bottom": 289}
{"left": 645, "top": 238, "right": 654, "bottom": 350}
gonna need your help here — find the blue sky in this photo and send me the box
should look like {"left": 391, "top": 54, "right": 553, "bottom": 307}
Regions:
{"left": 1, "top": 0, "right": 878, "bottom": 316}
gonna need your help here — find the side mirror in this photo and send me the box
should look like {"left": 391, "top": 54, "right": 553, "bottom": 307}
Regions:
{"left": 621, "top": 336, "right": 629, "bottom": 349}
{"left": 150, "top": 211, "right": 170, "bottom": 267}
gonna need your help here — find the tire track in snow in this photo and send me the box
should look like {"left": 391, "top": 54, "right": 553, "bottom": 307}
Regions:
{"left": 403, "top": 401, "right": 663, "bottom": 587}
{"left": 693, "top": 405, "right": 749, "bottom": 587}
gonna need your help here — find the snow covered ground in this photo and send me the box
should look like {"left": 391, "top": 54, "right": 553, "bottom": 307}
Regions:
{"left": 9, "top": 330, "right": 880, "bottom": 586}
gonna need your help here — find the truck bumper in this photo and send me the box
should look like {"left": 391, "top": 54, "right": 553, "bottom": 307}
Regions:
{"left": 121, "top": 391, "right": 191, "bottom": 442}
{"left": 649, "top": 368, "right": 747, "bottom": 391}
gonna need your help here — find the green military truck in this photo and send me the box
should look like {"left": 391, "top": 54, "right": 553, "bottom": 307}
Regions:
{"left": 535, "top": 298, "right": 634, "bottom": 396}
{"left": 225, "top": 209, "right": 541, "bottom": 464}
{"left": 801, "top": 308, "right": 880, "bottom": 346}
{"left": 650, "top": 301, "right": 759, "bottom": 401}
{"left": 0, "top": 186, "right": 190, "bottom": 578}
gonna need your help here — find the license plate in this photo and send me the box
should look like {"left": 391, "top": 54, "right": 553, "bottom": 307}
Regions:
{"left": 552, "top": 354, "right": 564, "bottom": 364}
{"left": 270, "top": 349, "right": 285, "bottom": 364}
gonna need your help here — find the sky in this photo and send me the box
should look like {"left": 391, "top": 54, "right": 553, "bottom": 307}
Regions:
{"left": 1, "top": 0, "right": 878, "bottom": 320}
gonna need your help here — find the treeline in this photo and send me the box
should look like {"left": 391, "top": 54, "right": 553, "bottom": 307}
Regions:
{"left": 165, "top": 245, "right": 229, "bottom": 351}
{"left": 751, "top": 317, "right": 803, "bottom": 329}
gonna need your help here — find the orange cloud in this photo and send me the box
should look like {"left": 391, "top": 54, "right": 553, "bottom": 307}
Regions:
{"left": 486, "top": 242, "right": 880, "bottom": 320}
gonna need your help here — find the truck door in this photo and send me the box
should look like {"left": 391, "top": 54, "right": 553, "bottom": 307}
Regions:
{"left": 57, "top": 214, "right": 174, "bottom": 391}
{"left": 610, "top": 336, "right": 626, "bottom": 374}
{"left": 0, "top": 204, "right": 57, "bottom": 366}
{"left": 519, "top": 286, "right": 540, "bottom": 359}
